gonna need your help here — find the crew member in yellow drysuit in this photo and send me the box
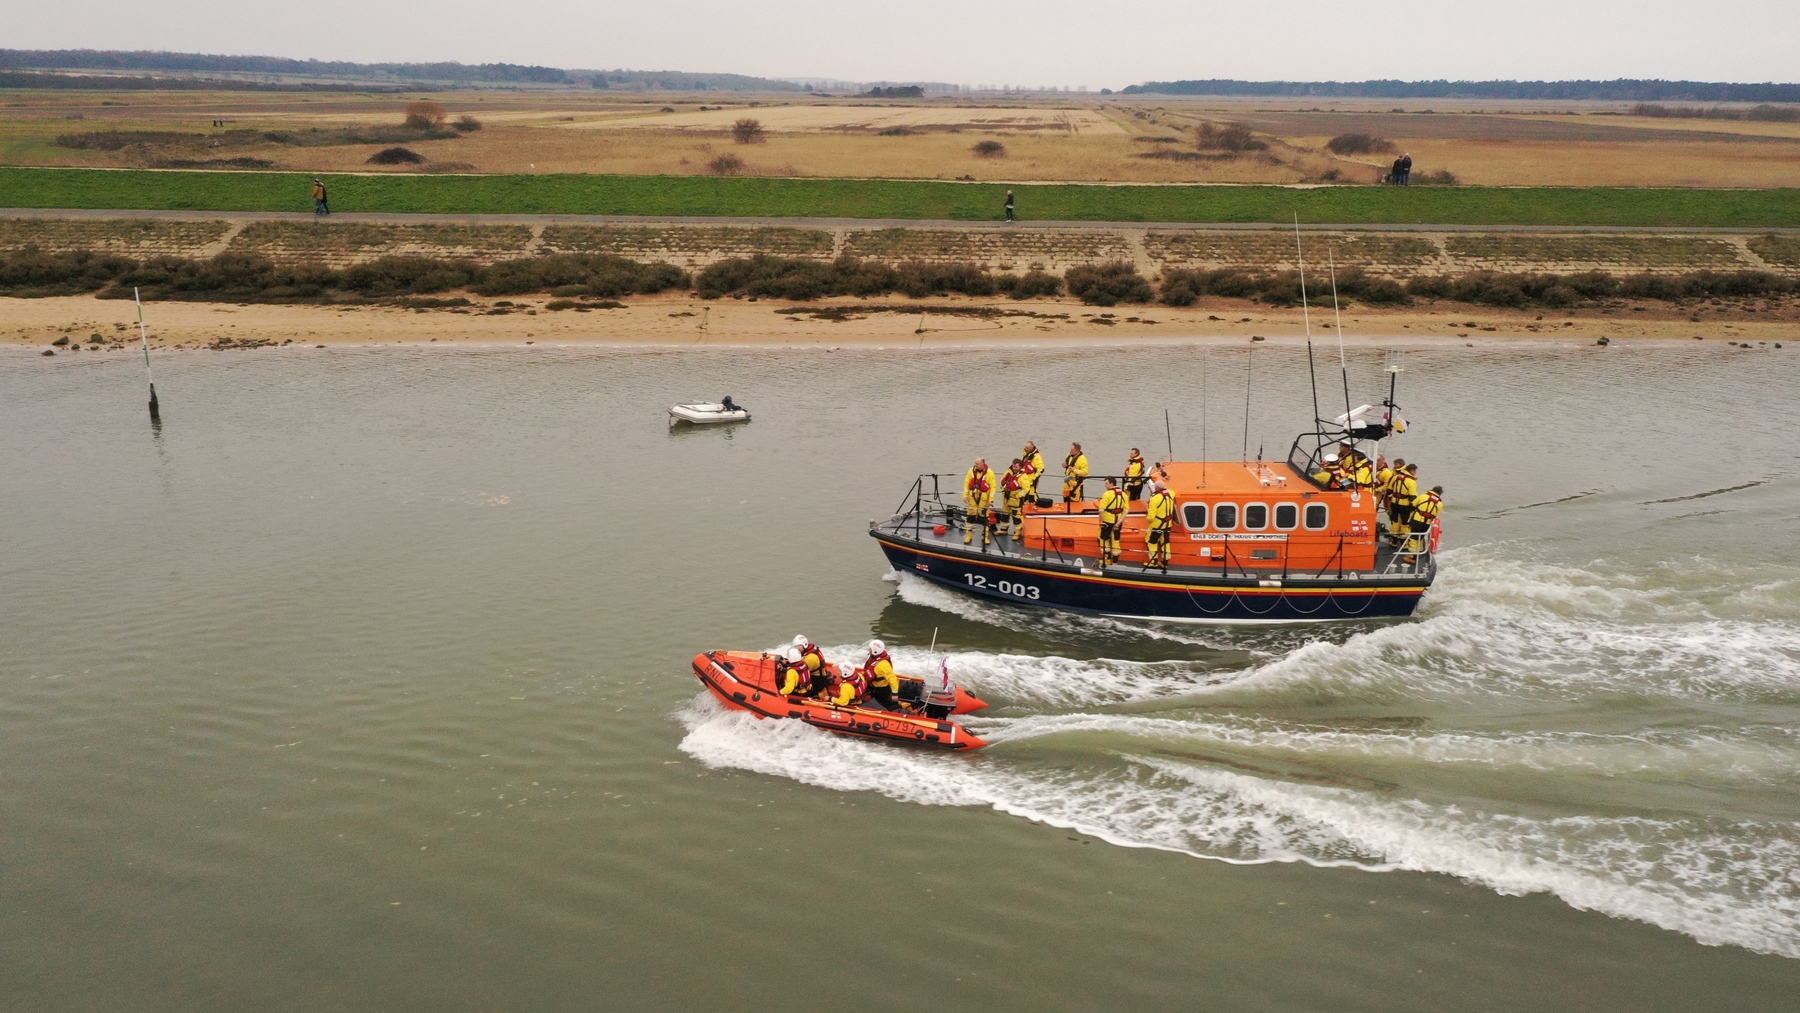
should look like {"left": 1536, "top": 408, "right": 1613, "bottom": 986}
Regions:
{"left": 1387, "top": 464, "right": 1419, "bottom": 545}
{"left": 1020, "top": 441, "right": 1047, "bottom": 501}
{"left": 999, "top": 459, "right": 1027, "bottom": 540}
{"left": 860, "top": 639, "right": 902, "bottom": 710}
{"left": 778, "top": 647, "right": 816, "bottom": 697}
{"left": 1097, "top": 477, "right": 1130, "bottom": 566}
{"left": 1408, "top": 485, "right": 1443, "bottom": 553}
{"left": 829, "top": 665, "right": 869, "bottom": 707}
{"left": 1145, "top": 481, "right": 1176, "bottom": 569}
{"left": 963, "top": 458, "right": 995, "bottom": 547}
{"left": 1062, "top": 443, "right": 1089, "bottom": 503}
{"left": 1124, "top": 449, "right": 1148, "bottom": 501}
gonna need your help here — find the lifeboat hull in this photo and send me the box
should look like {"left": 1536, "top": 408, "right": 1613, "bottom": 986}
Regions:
{"left": 691, "top": 650, "right": 989, "bottom": 751}
{"left": 872, "top": 531, "right": 1430, "bottom": 624}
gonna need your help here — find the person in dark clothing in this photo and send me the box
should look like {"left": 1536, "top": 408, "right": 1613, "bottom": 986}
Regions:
{"left": 1397, "top": 153, "right": 1413, "bottom": 186}
{"left": 1004, "top": 189, "right": 1015, "bottom": 221}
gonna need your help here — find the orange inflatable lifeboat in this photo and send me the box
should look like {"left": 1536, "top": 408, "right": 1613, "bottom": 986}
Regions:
{"left": 692, "top": 650, "right": 989, "bottom": 750}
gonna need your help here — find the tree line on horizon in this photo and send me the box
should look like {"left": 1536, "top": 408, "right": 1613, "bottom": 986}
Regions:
{"left": 1121, "top": 79, "right": 1800, "bottom": 102}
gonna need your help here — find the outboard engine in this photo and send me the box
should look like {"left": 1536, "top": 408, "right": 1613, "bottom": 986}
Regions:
{"left": 721, "top": 395, "right": 738, "bottom": 411}
{"left": 923, "top": 657, "right": 959, "bottom": 719}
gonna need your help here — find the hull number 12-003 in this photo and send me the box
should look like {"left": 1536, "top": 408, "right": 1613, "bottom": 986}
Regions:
{"left": 966, "top": 574, "right": 1040, "bottom": 599}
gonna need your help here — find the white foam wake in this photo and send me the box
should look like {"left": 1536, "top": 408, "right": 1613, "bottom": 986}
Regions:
{"left": 678, "top": 697, "right": 1800, "bottom": 958}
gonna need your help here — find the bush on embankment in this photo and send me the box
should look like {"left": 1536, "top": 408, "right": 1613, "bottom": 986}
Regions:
{"left": 694, "top": 255, "right": 1060, "bottom": 300}
{"left": 0, "top": 248, "right": 688, "bottom": 302}
{"left": 1065, "top": 262, "right": 1154, "bottom": 305}
{"left": 1160, "top": 267, "right": 1411, "bottom": 307}
{"left": 2, "top": 244, "right": 1793, "bottom": 310}
{"left": 1403, "top": 268, "right": 1798, "bottom": 307}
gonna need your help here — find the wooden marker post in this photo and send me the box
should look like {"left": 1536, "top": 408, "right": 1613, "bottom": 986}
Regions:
{"left": 135, "top": 287, "right": 160, "bottom": 422}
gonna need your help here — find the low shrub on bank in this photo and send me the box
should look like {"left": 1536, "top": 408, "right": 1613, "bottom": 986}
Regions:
{"left": 472, "top": 253, "right": 688, "bottom": 298}
{"left": 1065, "top": 262, "right": 1153, "bottom": 305}
{"left": 695, "top": 254, "right": 1053, "bottom": 301}
{"left": 0, "top": 247, "right": 137, "bottom": 297}
{"left": 1406, "top": 269, "right": 1797, "bottom": 307}
{"left": 1326, "top": 133, "right": 1396, "bottom": 156}
{"left": 368, "top": 147, "right": 426, "bottom": 165}
{"left": 997, "top": 269, "right": 1062, "bottom": 299}
{"left": 1160, "top": 267, "right": 1411, "bottom": 307}
{"left": 1195, "top": 123, "right": 1265, "bottom": 153}
{"left": 0, "top": 248, "right": 685, "bottom": 303}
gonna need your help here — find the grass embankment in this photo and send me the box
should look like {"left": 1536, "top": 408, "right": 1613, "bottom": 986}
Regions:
{"left": 5, "top": 167, "right": 1800, "bottom": 227}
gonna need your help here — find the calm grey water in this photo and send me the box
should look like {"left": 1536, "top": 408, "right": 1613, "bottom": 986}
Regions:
{"left": 4, "top": 337, "right": 1799, "bottom": 1011}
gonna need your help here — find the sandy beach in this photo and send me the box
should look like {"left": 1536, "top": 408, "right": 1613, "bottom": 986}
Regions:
{"left": 6, "top": 292, "right": 1794, "bottom": 350}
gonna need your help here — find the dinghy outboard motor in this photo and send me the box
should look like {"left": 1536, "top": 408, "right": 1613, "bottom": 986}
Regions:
{"left": 721, "top": 396, "right": 739, "bottom": 411}
{"left": 923, "top": 657, "right": 959, "bottom": 719}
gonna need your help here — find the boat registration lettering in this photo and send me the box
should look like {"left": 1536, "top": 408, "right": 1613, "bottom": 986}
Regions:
{"left": 965, "top": 574, "right": 1041, "bottom": 599}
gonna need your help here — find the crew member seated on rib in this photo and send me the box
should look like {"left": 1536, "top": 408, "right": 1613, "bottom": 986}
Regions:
{"left": 1097, "top": 477, "right": 1130, "bottom": 567}
{"left": 1000, "top": 459, "right": 1027, "bottom": 540}
{"left": 1145, "top": 480, "right": 1176, "bottom": 569}
{"left": 1062, "top": 443, "right": 1089, "bottom": 503}
{"left": 1124, "top": 449, "right": 1147, "bottom": 501}
{"left": 963, "top": 457, "right": 996, "bottom": 547}
{"left": 790, "top": 634, "right": 827, "bottom": 694}
{"left": 828, "top": 664, "right": 869, "bottom": 708}
{"left": 779, "top": 647, "right": 817, "bottom": 697}
{"left": 860, "top": 639, "right": 902, "bottom": 710}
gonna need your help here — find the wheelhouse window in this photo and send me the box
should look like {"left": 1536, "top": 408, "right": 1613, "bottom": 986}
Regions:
{"left": 1181, "top": 502, "right": 1208, "bottom": 529}
{"left": 1274, "top": 503, "right": 1299, "bottom": 530}
{"left": 1304, "top": 503, "right": 1329, "bottom": 530}
{"left": 1213, "top": 503, "right": 1238, "bottom": 530}
{"left": 1244, "top": 504, "right": 1269, "bottom": 530}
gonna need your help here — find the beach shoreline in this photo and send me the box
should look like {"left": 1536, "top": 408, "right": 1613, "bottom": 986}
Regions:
{"left": 5, "top": 291, "right": 1793, "bottom": 350}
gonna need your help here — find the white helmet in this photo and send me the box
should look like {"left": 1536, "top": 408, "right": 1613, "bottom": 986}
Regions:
{"left": 784, "top": 647, "right": 802, "bottom": 664}
{"left": 792, "top": 635, "right": 809, "bottom": 648}
{"left": 868, "top": 639, "right": 885, "bottom": 654}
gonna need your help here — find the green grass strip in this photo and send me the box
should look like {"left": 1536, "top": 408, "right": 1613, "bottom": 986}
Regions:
{"left": 5, "top": 166, "right": 1799, "bottom": 228}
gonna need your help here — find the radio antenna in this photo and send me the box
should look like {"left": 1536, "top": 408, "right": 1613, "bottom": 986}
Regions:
{"left": 1164, "top": 408, "right": 1174, "bottom": 461}
{"left": 1201, "top": 348, "right": 1208, "bottom": 487}
{"left": 1241, "top": 340, "right": 1253, "bottom": 463}
{"left": 1329, "top": 249, "right": 1352, "bottom": 425}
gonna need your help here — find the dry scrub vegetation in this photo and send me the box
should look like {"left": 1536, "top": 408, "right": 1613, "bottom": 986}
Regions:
{"left": 7, "top": 87, "right": 1797, "bottom": 186}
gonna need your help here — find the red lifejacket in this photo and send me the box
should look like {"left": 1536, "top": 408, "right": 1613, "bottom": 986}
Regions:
{"left": 834, "top": 666, "right": 869, "bottom": 700}
{"left": 863, "top": 650, "right": 893, "bottom": 678}
{"left": 1000, "top": 470, "right": 1022, "bottom": 494}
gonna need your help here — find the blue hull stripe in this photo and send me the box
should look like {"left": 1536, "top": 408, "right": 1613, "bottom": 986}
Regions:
{"left": 874, "top": 535, "right": 1427, "bottom": 623}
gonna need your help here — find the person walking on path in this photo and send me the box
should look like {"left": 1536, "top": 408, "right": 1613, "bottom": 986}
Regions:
{"left": 312, "top": 179, "right": 330, "bottom": 215}
{"left": 1004, "top": 190, "right": 1015, "bottom": 222}
{"left": 1397, "top": 153, "right": 1412, "bottom": 186}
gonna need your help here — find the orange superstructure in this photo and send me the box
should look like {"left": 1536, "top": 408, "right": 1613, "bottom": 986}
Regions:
{"left": 1020, "top": 459, "right": 1379, "bottom": 576}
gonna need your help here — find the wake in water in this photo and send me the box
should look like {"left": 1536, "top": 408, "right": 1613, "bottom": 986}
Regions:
{"left": 682, "top": 549, "right": 1800, "bottom": 958}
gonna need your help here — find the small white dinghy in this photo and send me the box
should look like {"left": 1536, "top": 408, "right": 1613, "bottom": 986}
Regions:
{"left": 668, "top": 396, "right": 750, "bottom": 425}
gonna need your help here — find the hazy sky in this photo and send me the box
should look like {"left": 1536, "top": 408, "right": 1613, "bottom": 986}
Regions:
{"left": 12, "top": 0, "right": 1799, "bottom": 88}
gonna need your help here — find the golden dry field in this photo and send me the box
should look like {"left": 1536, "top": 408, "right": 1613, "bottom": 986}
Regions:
{"left": 2, "top": 87, "right": 1798, "bottom": 187}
